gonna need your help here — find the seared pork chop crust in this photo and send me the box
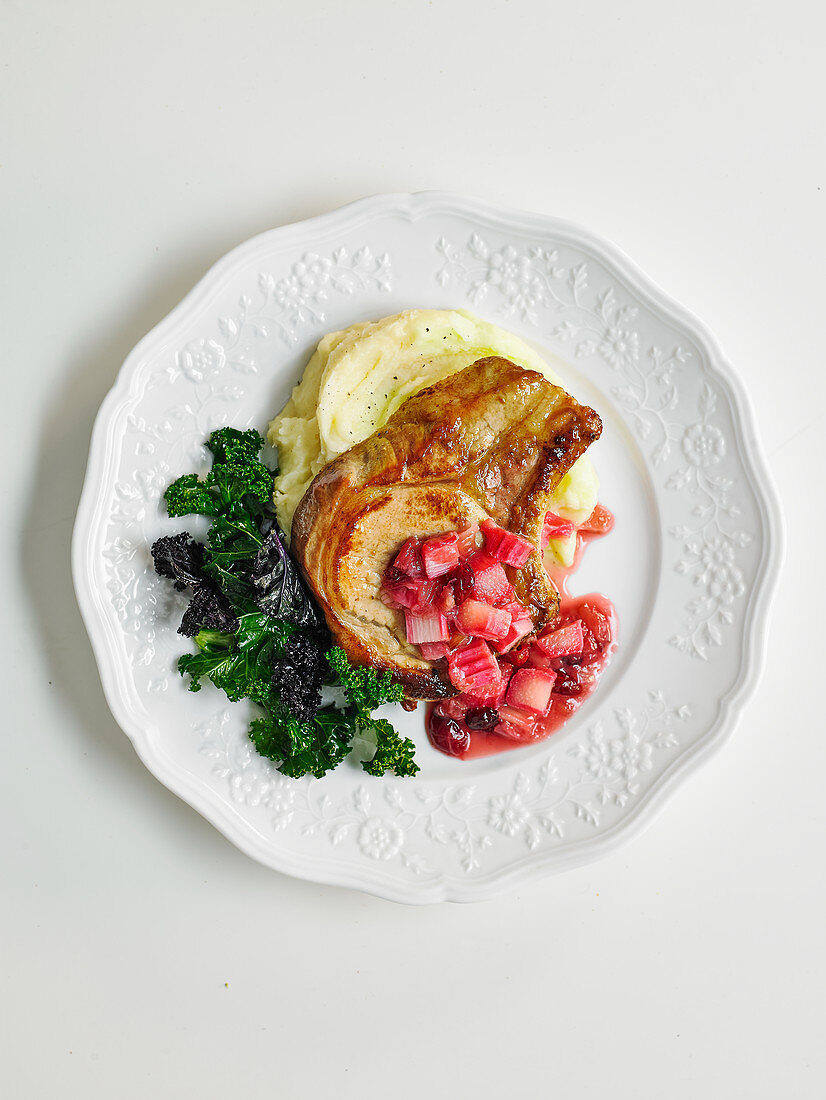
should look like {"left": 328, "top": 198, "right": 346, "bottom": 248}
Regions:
{"left": 292, "top": 357, "right": 602, "bottom": 700}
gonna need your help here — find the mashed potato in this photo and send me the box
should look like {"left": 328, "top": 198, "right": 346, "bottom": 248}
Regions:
{"left": 268, "top": 309, "right": 598, "bottom": 564}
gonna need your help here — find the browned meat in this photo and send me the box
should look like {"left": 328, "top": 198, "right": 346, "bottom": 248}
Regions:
{"left": 292, "top": 357, "right": 602, "bottom": 700}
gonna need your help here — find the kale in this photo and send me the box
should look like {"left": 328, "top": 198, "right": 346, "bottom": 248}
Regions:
{"left": 179, "top": 620, "right": 352, "bottom": 779}
{"left": 270, "top": 631, "right": 326, "bottom": 722}
{"left": 179, "top": 633, "right": 416, "bottom": 778}
{"left": 161, "top": 428, "right": 314, "bottom": 626}
{"left": 326, "top": 647, "right": 419, "bottom": 777}
{"left": 161, "top": 428, "right": 274, "bottom": 616}
{"left": 251, "top": 526, "right": 321, "bottom": 628}
{"left": 178, "top": 614, "right": 296, "bottom": 699}
{"left": 150, "top": 532, "right": 205, "bottom": 591}
{"left": 162, "top": 472, "right": 223, "bottom": 519}
{"left": 361, "top": 717, "right": 420, "bottom": 778}
{"left": 165, "top": 428, "right": 273, "bottom": 520}
{"left": 179, "top": 584, "right": 239, "bottom": 638}
{"left": 326, "top": 646, "right": 405, "bottom": 714}
{"left": 205, "top": 427, "right": 269, "bottom": 469}
{"left": 150, "top": 426, "right": 420, "bottom": 779}
{"left": 249, "top": 704, "right": 354, "bottom": 780}
{"left": 150, "top": 531, "right": 239, "bottom": 637}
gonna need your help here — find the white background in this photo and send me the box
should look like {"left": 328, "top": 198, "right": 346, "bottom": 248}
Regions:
{"left": 3, "top": 1, "right": 824, "bottom": 1096}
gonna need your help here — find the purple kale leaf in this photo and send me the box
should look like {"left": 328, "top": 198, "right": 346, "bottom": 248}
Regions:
{"left": 178, "top": 583, "right": 240, "bottom": 638}
{"left": 150, "top": 532, "right": 206, "bottom": 591}
{"left": 251, "top": 526, "right": 320, "bottom": 629}
{"left": 151, "top": 532, "right": 239, "bottom": 637}
{"left": 270, "top": 630, "right": 326, "bottom": 722}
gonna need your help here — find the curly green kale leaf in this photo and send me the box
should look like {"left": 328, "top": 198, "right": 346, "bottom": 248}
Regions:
{"left": 249, "top": 704, "right": 354, "bottom": 780}
{"left": 164, "top": 428, "right": 273, "bottom": 520}
{"left": 162, "top": 428, "right": 279, "bottom": 611}
{"left": 360, "top": 717, "right": 420, "bottom": 778}
{"left": 205, "top": 426, "right": 269, "bottom": 469}
{"left": 325, "top": 646, "right": 418, "bottom": 777}
{"left": 197, "top": 626, "right": 344, "bottom": 778}
{"left": 325, "top": 646, "right": 404, "bottom": 714}
{"left": 163, "top": 473, "right": 223, "bottom": 519}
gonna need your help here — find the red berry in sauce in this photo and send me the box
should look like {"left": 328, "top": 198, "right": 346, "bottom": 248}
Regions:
{"left": 552, "top": 663, "right": 595, "bottom": 697}
{"left": 429, "top": 712, "right": 471, "bottom": 757}
{"left": 465, "top": 706, "right": 499, "bottom": 730}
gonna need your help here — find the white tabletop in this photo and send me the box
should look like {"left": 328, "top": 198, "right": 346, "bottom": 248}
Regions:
{"left": 3, "top": 2, "right": 823, "bottom": 1096}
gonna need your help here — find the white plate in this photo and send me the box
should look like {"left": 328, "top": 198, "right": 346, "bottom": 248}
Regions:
{"left": 72, "top": 193, "right": 782, "bottom": 903}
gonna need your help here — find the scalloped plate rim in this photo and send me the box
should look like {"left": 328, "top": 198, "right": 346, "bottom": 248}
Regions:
{"left": 72, "top": 191, "right": 784, "bottom": 903}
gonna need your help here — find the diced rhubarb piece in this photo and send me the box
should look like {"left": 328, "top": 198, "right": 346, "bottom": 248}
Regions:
{"left": 466, "top": 677, "right": 509, "bottom": 706}
{"left": 418, "top": 641, "right": 450, "bottom": 661}
{"left": 379, "top": 573, "right": 410, "bottom": 610}
{"left": 454, "top": 598, "right": 511, "bottom": 642}
{"left": 497, "top": 600, "right": 528, "bottom": 618}
{"left": 467, "top": 666, "right": 506, "bottom": 708}
{"left": 526, "top": 645, "right": 554, "bottom": 670}
{"left": 504, "top": 642, "right": 532, "bottom": 666}
{"left": 438, "top": 696, "right": 470, "bottom": 723}
{"left": 578, "top": 600, "right": 614, "bottom": 649}
{"left": 421, "top": 532, "right": 461, "bottom": 578}
{"left": 404, "top": 609, "right": 449, "bottom": 646}
{"left": 480, "top": 519, "right": 534, "bottom": 568}
{"left": 451, "top": 562, "right": 476, "bottom": 603}
{"left": 495, "top": 705, "right": 541, "bottom": 742}
{"left": 381, "top": 575, "right": 440, "bottom": 612}
{"left": 447, "top": 638, "right": 501, "bottom": 697}
{"left": 459, "top": 659, "right": 512, "bottom": 707}
{"left": 506, "top": 667, "right": 557, "bottom": 715}
{"left": 541, "top": 511, "right": 575, "bottom": 549}
{"left": 454, "top": 524, "right": 479, "bottom": 558}
{"left": 579, "top": 503, "right": 614, "bottom": 535}
{"left": 494, "top": 608, "right": 534, "bottom": 654}
{"left": 578, "top": 627, "right": 598, "bottom": 665}
{"left": 492, "top": 582, "right": 518, "bottom": 607}
{"left": 535, "top": 620, "right": 584, "bottom": 659}
{"left": 496, "top": 660, "right": 514, "bottom": 689}
{"left": 379, "top": 575, "right": 407, "bottom": 609}
{"left": 414, "top": 581, "right": 443, "bottom": 611}
{"left": 570, "top": 600, "right": 615, "bottom": 666}
{"left": 467, "top": 552, "right": 511, "bottom": 604}
{"left": 434, "top": 583, "right": 456, "bottom": 614}
{"left": 392, "top": 536, "right": 425, "bottom": 579}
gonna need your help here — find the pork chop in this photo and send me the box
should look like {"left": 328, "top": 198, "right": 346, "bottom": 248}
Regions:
{"left": 291, "top": 357, "right": 602, "bottom": 700}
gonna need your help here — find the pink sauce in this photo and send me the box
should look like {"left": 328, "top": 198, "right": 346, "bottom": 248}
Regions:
{"left": 426, "top": 510, "right": 617, "bottom": 760}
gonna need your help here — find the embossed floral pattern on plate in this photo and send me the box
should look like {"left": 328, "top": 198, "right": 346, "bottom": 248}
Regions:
{"left": 73, "top": 193, "right": 781, "bottom": 902}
